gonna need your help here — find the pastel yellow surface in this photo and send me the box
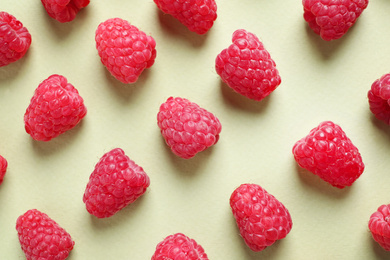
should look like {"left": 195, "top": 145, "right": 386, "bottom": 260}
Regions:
{"left": 1, "top": 1, "right": 390, "bottom": 259}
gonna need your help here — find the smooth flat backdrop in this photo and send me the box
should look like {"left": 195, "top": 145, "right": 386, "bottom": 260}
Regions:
{"left": 1, "top": 1, "right": 390, "bottom": 259}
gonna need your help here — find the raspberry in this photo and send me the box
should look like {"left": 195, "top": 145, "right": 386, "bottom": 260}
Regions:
{"left": 215, "top": 29, "right": 281, "bottom": 101}
{"left": 41, "top": 0, "right": 90, "bottom": 23}
{"left": 24, "top": 74, "right": 87, "bottom": 141}
{"left": 368, "top": 73, "right": 390, "bottom": 124}
{"left": 153, "top": 0, "right": 217, "bottom": 34}
{"left": 151, "top": 233, "right": 209, "bottom": 260}
{"left": 157, "top": 97, "right": 222, "bottom": 159}
{"left": 83, "top": 148, "right": 150, "bottom": 218}
{"left": 95, "top": 18, "right": 157, "bottom": 84}
{"left": 230, "top": 183, "right": 293, "bottom": 252}
{"left": 369, "top": 204, "right": 390, "bottom": 251}
{"left": 0, "top": 12, "right": 32, "bottom": 67}
{"left": 293, "top": 121, "right": 365, "bottom": 188}
{"left": 0, "top": 155, "right": 7, "bottom": 185}
{"left": 16, "top": 209, "right": 75, "bottom": 260}
{"left": 302, "top": 0, "right": 369, "bottom": 41}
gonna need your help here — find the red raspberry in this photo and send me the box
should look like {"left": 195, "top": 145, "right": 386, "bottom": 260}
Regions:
{"left": 41, "top": 0, "right": 90, "bottom": 23}
{"left": 83, "top": 148, "right": 150, "bottom": 218}
{"left": 0, "top": 12, "right": 32, "bottom": 67}
{"left": 157, "top": 97, "right": 222, "bottom": 159}
{"left": 24, "top": 74, "right": 87, "bottom": 141}
{"left": 95, "top": 18, "right": 157, "bottom": 84}
{"left": 16, "top": 209, "right": 75, "bottom": 260}
{"left": 302, "top": 0, "right": 369, "bottom": 41}
{"left": 215, "top": 29, "right": 281, "bottom": 101}
{"left": 293, "top": 121, "right": 365, "bottom": 188}
{"left": 368, "top": 73, "right": 390, "bottom": 124}
{"left": 369, "top": 204, "right": 390, "bottom": 251}
{"left": 152, "top": 233, "right": 209, "bottom": 260}
{"left": 230, "top": 183, "right": 293, "bottom": 252}
{"left": 0, "top": 155, "right": 7, "bottom": 185}
{"left": 153, "top": 0, "right": 217, "bottom": 34}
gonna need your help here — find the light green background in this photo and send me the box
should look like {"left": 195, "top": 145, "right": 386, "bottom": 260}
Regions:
{"left": 1, "top": 1, "right": 390, "bottom": 259}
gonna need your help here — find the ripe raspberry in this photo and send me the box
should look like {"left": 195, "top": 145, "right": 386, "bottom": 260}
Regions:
{"left": 369, "top": 204, "right": 390, "bottom": 251}
{"left": 152, "top": 233, "right": 209, "bottom": 260}
{"left": 95, "top": 18, "right": 157, "bottom": 84}
{"left": 0, "top": 12, "right": 32, "bottom": 67}
{"left": 230, "top": 183, "right": 293, "bottom": 252}
{"left": 154, "top": 0, "right": 217, "bottom": 34}
{"left": 368, "top": 73, "right": 390, "bottom": 124}
{"left": 157, "top": 97, "right": 222, "bottom": 159}
{"left": 215, "top": 29, "right": 281, "bottom": 101}
{"left": 24, "top": 74, "right": 87, "bottom": 141}
{"left": 293, "top": 121, "right": 365, "bottom": 188}
{"left": 83, "top": 148, "right": 150, "bottom": 218}
{"left": 41, "top": 0, "right": 90, "bottom": 23}
{"left": 16, "top": 209, "right": 75, "bottom": 260}
{"left": 0, "top": 155, "right": 7, "bottom": 185}
{"left": 302, "top": 0, "right": 369, "bottom": 41}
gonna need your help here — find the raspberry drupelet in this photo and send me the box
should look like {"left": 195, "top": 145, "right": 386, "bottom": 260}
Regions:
{"left": 24, "top": 74, "right": 87, "bottom": 141}
{"left": 41, "top": 0, "right": 90, "bottom": 23}
{"left": 0, "top": 12, "right": 32, "bottom": 67}
{"left": 95, "top": 18, "right": 157, "bottom": 84}
{"left": 230, "top": 183, "right": 293, "bottom": 252}
{"left": 216, "top": 29, "right": 281, "bottom": 101}
{"left": 157, "top": 97, "right": 222, "bottom": 159}
{"left": 16, "top": 209, "right": 75, "bottom": 260}
{"left": 152, "top": 233, "right": 209, "bottom": 259}
{"left": 293, "top": 121, "right": 364, "bottom": 188}
{"left": 0, "top": 155, "right": 7, "bottom": 185}
{"left": 368, "top": 73, "right": 390, "bottom": 124}
{"left": 154, "top": 0, "right": 217, "bottom": 34}
{"left": 369, "top": 204, "right": 390, "bottom": 251}
{"left": 302, "top": 0, "right": 369, "bottom": 41}
{"left": 83, "top": 148, "right": 150, "bottom": 218}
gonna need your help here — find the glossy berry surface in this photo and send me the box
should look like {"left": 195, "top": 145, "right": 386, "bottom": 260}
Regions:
{"left": 157, "top": 97, "right": 222, "bottom": 159}
{"left": 152, "top": 233, "right": 209, "bottom": 260}
{"left": 302, "top": 0, "right": 369, "bottom": 41}
{"left": 293, "top": 121, "right": 364, "bottom": 188}
{"left": 24, "top": 74, "right": 87, "bottom": 141}
{"left": 230, "top": 183, "right": 293, "bottom": 252}
{"left": 16, "top": 209, "right": 75, "bottom": 260}
{"left": 0, "top": 12, "right": 31, "bottom": 67}
{"left": 41, "top": 0, "right": 90, "bottom": 23}
{"left": 0, "top": 155, "right": 7, "bottom": 185}
{"left": 369, "top": 204, "right": 390, "bottom": 251}
{"left": 368, "top": 73, "right": 390, "bottom": 124}
{"left": 215, "top": 29, "right": 281, "bottom": 101}
{"left": 154, "top": 0, "right": 217, "bottom": 34}
{"left": 95, "top": 18, "right": 157, "bottom": 84}
{"left": 83, "top": 148, "right": 150, "bottom": 218}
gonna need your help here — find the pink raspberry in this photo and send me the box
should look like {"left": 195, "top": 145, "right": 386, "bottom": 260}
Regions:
{"left": 303, "top": 0, "right": 369, "bottom": 41}
{"left": 293, "top": 121, "right": 365, "bottom": 188}
{"left": 368, "top": 73, "right": 390, "bottom": 124}
{"left": 83, "top": 148, "right": 150, "bottom": 218}
{"left": 24, "top": 74, "right": 87, "bottom": 141}
{"left": 0, "top": 12, "right": 32, "bottom": 67}
{"left": 369, "top": 204, "right": 390, "bottom": 251}
{"left": 0, "top": 155, "right": 7, "bottom": 185}
{"left": 41, "top": 0, "right": 90, "bottom": 23}
{"left": 95, "top": 18, "right": 157, "bottom": 84}
{"left": 157, "top": 97, "right": 222, "bottom": 159}
{"left": 230, "top": 183, "right": 293, "bottom": 252}
{"left": 215, "top": 29, "right": 281, "bottom": 101}
{"left": 152, "top": 233, "right": 209, "bottom": 260}
{"left": 154, "top": 0, "right": 217, "bottom": 34}
{"left": 16, "top": 209, "right": 75, "bottom": 260}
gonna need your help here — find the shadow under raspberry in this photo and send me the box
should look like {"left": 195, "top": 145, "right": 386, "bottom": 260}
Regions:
{"left": 219, "top": 80, "right": 272, "bottom": 113}
{"left": 369, "top": 232, "right": 390, "bottom": 260}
